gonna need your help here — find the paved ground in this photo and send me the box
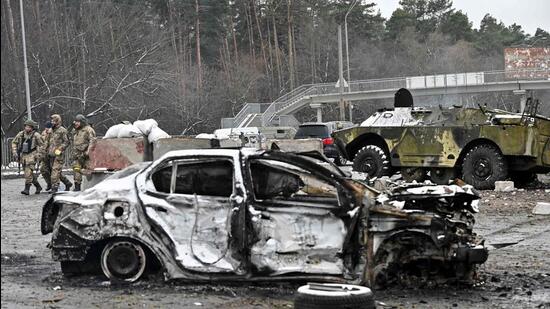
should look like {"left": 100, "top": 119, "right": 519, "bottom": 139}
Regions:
{"left": 1, "top": 176, "right": 550, "bottom": 308}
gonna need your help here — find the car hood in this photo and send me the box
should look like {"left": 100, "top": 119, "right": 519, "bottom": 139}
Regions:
{"left": 51, "top": 169, "right": 142, "bottom": 206}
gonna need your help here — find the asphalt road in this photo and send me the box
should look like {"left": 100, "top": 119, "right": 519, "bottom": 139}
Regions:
{"left": 1, "top": 177, "right": 549, "bottom": 308}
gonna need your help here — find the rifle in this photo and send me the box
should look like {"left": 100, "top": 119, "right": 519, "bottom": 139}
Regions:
{"left": 16, "top": 149, "right": 21, "bottom": 175}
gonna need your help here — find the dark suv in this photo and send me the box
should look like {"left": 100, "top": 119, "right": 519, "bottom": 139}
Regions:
{"left": 294, "top": 122, "right": 354, "bottom": 165}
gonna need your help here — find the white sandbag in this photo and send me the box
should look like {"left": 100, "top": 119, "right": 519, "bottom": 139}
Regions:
{"left": 148, "top": 126, "right": 170, "bottom": 143}
{"left": 117, "top": 124, "right": 143, "bottom": 138}
{"left": 103, "top": 124, "right": 125, "bottom": 139}
{"left": 133, "top": 119, "right": 158, "bottom": 135}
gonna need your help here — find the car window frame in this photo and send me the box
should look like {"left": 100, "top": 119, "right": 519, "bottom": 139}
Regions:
{"left": 246, "top": 156, "right": 344, "bottom": 208}
{"left": 148, "top": 156, "right": 236, "bottom": 198}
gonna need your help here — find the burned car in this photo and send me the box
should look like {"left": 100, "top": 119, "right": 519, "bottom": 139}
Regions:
{"left": 41, "top": 149, "right": 487, "bottom": 287}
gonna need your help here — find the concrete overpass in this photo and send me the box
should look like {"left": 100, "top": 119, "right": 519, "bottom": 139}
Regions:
{"left": 221, "top": 69, "right": 550, "bottom": 128}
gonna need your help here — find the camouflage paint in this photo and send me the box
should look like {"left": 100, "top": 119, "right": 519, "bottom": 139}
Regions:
{"left": 333, "top": 107, "right": 550, "bottom": 171}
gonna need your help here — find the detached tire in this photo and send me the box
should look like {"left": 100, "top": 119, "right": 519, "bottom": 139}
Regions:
{"left": 294, "top": 283, "right": 375, "bottom": 309}
{"left": 101, "top": 239, "right": 147, "bottom": 282}
{"left": 462, "top": 144, "right": 507, "bottom": 190}
{"left": 353, "top": 145, "right": 390, "bottom": 178}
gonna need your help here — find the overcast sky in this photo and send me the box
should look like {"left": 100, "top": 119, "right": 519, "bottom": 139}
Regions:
{"left": 372, "top": 0, "right": 549, "bottom": 35}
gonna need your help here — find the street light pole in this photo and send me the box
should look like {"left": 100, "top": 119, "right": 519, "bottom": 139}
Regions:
{"left": 338, "top": 24, "right": 345, "bottom": 121}
{"left": 344, "top": 0, "right": 357, "bottom": 121}
{"left": 19, "top": 0, "right": 32, "bottom": 121}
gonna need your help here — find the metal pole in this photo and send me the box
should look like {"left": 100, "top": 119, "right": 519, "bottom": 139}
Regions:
{"left": 19, "top": 0, "right": 32, "bottom": 120}
{"left": 338, "top": 25, "right": 345, "bottom": 121}
{"left": 344, "top": 0, "right": 357, "bottom": 93}
{"left": 344, "top": 0, "right": 357, "bottom": 122}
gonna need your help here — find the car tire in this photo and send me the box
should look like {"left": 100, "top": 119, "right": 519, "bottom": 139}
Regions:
{"left": 462, "top": 144, "right": 507, "bottom": 190}
{"left": 101, "top": 239, "right": 147, "bottom": 282}
{"left": 294, "top": 283, "right": 375, "bottom": 309}
{"left": 352, "top": 145, "right": 390, "bottom": 178}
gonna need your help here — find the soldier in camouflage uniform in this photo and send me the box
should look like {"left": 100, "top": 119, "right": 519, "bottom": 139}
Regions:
{"left": 38, "top": 121, "right": 53, "bottom": 191}
{"left": 71, "top": 114, "right": 96, "bottom": 191}
{"left": 49, "top": 114, "right": 73, "bottom": 193}
{"left": 11, "top": 119, "right": 44, "bottom": 195}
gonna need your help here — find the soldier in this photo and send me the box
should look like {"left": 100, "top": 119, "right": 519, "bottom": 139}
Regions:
{"left": 39, "top": 121, "right": 53, "bottom": 191}
{"left": 71, "top": 114, "right": 96, "bottom": 191}
{"left": 11, "top": 119, "right": 44, "bottom": 195}
{"left": 48, "top": 114, "right": 73, "bottom": 193}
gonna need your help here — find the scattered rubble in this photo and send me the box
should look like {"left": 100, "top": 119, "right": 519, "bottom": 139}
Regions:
{"left": 532, "top": 202, "right": 550, "bottom": 215}
{"left": 494, "top": 181, "right": 515, "bottom": 192}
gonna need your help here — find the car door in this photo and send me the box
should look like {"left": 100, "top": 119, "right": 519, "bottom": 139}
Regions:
{"left": 245, "top": 156, "right": 349, "bottom": 276}
{"left": 138, "top": 154, "right": 245, "bottom": 274}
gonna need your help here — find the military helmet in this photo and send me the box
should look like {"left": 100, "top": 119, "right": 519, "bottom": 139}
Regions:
{"left": 24, "top": 119, "right": 37, "bottom": 129}
{"left": 74, "top": 114, "right": 87, "bottom": 124}
{"left": 51, "top": 114, "right": 62, "bottom": 123}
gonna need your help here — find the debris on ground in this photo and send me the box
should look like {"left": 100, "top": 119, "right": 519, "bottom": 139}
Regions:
{"left": 532, "top": 202, "right": 550, "bottom": 215}
{"left": 494, "top": 181, "right": 515, "bottom": 192}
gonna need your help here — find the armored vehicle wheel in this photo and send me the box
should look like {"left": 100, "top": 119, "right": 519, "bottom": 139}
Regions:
{"left": 462, "top": 144, "right": 507, "bottom": 189}
{"left": 430, "top": 168, "right": 456, "bottom": 185}
{"left": 101, "top": 239, "right": 147, "bottom": 282}
{"left": 401, "top": 167, "right": 426, "bottom": 183}
{"left": 353, "top": 145, "right": 390, "bottom": 178}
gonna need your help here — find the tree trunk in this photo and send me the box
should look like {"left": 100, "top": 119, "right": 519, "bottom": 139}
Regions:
{"left": 195, "top": 0, "right": 202, "bottom": 91}
{"left": 287, "top": 0, "right": 295, "bottom": 90}
{"left": 272, "top": 14, "right": 282, "bottom": 91}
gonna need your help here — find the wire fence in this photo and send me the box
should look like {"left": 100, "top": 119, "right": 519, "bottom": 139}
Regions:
{"left": 1, "top": 136, "right": 73, "bottom": 174}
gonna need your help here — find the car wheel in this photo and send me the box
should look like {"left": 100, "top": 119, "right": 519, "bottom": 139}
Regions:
{"left": 462, "top": 144, "right": 507, "bottom": 190}
{"left": 430, "top": 168, "right": 456, "bottom": 185}
{"left": 352, "top": 145, "right": 390, "bottom": 178}
{"left": 401, "top": 167, "right": 426, "bottom": 183}
{"left": 294, "top": 283, "right": 375, "bottom": 309}
{"left": 101, "top": 239, "right": 147, "bottom": 282}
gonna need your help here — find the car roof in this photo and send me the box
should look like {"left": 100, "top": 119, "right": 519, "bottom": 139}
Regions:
{"left": 299, "top": 122, "right": 328, "bottom": 127}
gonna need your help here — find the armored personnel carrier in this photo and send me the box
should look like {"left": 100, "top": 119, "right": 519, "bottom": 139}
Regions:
{"left": 332, "top": 89, "right": 550, "bottom": 189}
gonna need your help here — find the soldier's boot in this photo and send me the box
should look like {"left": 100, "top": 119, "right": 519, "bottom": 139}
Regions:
{"left": 33, "top": 180, "right": 42, "bottom": 194}
{"left": 45, "top": 181, "right": 52, "bottom": 192}
{"left": 74, "top": 183, "right": 81, "bottom": 192}
{"left": 62, "top": 179, "right": 73, "bottom": 191}
{"left": 50, "top": 186, "right": 59, "bottom": 194}
{"left": 21, "top": 184, "right": 31, "bottom": 195}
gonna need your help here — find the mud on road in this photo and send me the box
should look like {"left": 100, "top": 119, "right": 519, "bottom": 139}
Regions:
{"left": 2, "top": 177, "right": 549, "bottom": 308}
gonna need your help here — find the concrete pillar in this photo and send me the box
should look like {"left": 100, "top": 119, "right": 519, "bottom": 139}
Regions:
{"left": 513, "top": 89, "right": 527, "bottom": 113}
{"left": 310, "top": 103, "right": 323, "bottom": 123}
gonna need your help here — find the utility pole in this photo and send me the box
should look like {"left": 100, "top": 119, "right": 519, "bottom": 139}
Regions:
{"left": 19, "top": 0, "right": 32, "bottom": 120}
{"left": 338, "top": 25, "right": 345, "bottom": 121}
{"left": 344, "top": 0, "right": 357, "bottom": 122}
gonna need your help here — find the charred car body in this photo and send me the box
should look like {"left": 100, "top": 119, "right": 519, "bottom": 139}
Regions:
{"left": 41, "top": 149, "right": 487, "bottom": 287}
{"left": 332, "top": 89, "right": 550, "bottom": 189}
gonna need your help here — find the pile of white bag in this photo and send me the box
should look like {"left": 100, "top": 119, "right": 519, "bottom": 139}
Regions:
{"left": 103, "top": 119, "right": 170, "bottom": 143}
